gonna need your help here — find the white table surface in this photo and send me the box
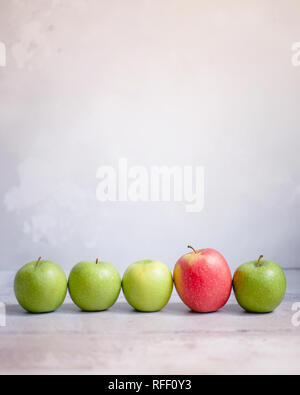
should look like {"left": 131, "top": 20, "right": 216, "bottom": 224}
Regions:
{"left": 0, "top": 270, "right": 300, "bottom": 375}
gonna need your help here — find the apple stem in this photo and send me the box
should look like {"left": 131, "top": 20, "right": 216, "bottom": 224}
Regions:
{"left": 36, "top": 257, "right": 42, "bottom": 267}
{"left": 188, "top": 246, "right": 197, "bottom": 254}
{"left": 96, "top": 259, "right": 99, "bottom": 264}
{"left": 256, "top": 255, "right": 264, "bottom": 267}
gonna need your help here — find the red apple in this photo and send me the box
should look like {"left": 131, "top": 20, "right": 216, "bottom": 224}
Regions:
{"left": 174, "top": 246, "right": 232, "bottom": 313}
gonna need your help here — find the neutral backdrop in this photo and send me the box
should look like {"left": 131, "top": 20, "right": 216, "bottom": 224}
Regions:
{"left": 0, "top": 0, "right": 299, "bottom": 274}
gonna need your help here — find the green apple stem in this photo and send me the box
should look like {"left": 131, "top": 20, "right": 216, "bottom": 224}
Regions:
{"left": 96, "top": 259, "right": 99, "bottom": 264}
{"left": 35, "top": 257, "right": 42, "bottom": 267}
{"left": 256, "top": 255, "right": 264, "bottom": 267}
{"left": 188, "top": 246, "right": 197, "bottom": 254}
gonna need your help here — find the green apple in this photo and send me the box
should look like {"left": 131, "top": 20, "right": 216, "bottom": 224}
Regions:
{"left": 14, "top": 257, "right": 68, "bottom": 314}
{"left": 233, "top": 255, "right": 286, "bottom": 313}
{"left": 122, "top": 260, "right": 173, "bottom": 312}
{"left": 68, "top": 259, "right": 121, "bottom": 311}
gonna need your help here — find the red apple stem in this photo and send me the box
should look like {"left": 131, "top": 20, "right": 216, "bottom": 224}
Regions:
{"left": 256, "top": 255, "right": 264, "bottom": 267}
{"left": 188, "top": 246, "right": 197, "bottom": 254}
{"left": 36, "top": 257, "right": 42, "bottom": 267}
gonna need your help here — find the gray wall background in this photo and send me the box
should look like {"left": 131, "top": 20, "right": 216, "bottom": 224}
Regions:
{"left": 0, "top": 0, "right": 299, "bottom": 274}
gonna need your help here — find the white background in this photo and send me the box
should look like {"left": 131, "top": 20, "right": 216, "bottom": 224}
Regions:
{"left": 0, "top": 0, "right": 299, "bottom": 273}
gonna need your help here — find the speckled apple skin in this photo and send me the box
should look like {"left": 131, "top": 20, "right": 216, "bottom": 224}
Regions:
{"left": 14, "top": 260, "right": 68, "bottom": 314}
{"left": 122, "top": 260, "right": 173, "bottom": 312}
{"left": 233, "top": 260, "right": 286, "bottom": 313}
{"left": 68, "top": 261, "right": 121, "bottom": 311}
{"left": 174, "top": 249, "right": 232, "bottom": 313}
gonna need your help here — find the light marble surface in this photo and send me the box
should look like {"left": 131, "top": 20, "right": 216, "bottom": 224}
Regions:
{"left": 0, "top": 270, "right": 299, "bottom": 375}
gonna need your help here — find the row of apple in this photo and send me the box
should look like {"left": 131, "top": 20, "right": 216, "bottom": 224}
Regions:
{"left": 14, "top": 246, "right": 287, "bottom": 314}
